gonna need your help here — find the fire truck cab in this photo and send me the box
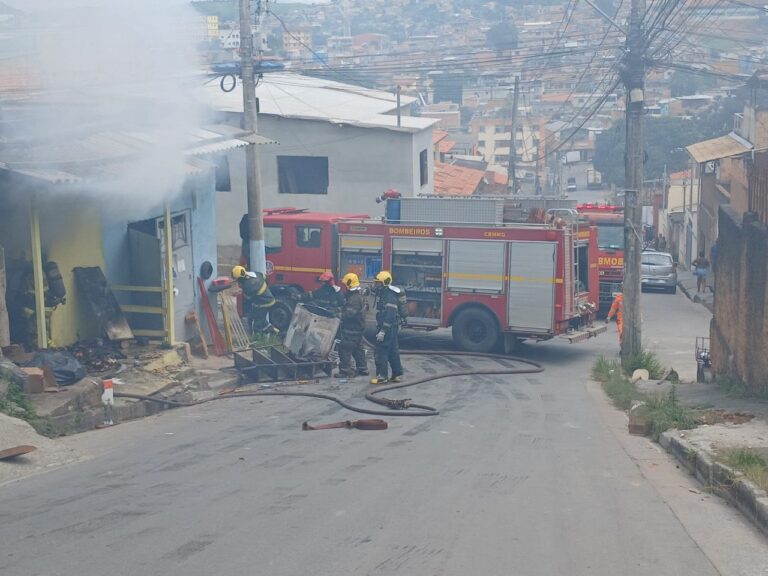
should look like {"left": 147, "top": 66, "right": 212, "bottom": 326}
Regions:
{"left": 261, "top": 208, "right": 368, "bottom": 295}
{"left": 258, "top": 199, "right": 605, "bottom": 352}
{"left": 576, "top": 204, "right": 625, "bottom": 312}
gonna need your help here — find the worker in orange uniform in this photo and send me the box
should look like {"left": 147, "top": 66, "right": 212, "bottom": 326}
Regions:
{"left": 605, "top": 286, "right": 624, "bottom": 344}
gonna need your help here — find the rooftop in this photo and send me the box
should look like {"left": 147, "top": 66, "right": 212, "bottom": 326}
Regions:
{"left": 433, "top": 162, "right": 485, "bottom": 196}
{"left": 687, "top": 133, "right": 752, "bottom": 164}
{"left": 199, "top": 73, "right": 437, "bottom": 134}
{"left": 0, "top": 124, "right": 264, "bottom": 184}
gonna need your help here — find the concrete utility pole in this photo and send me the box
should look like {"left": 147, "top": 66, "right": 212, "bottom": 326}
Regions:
{"left": 507, "top": 76, "right": 520, "bottom": 194}
{"left": 239, "top": 0, "right": 266, "bottom": 273}
{"left": 621, "top": 0, "right": 646, "bottom": 364}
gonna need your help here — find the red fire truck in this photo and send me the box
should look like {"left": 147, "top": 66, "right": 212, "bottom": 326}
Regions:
{"left": 576, "top": 204, "right": 624, "bottom": 313}
{"left": 258, "top": 199, "right": 605, "bottom": 352}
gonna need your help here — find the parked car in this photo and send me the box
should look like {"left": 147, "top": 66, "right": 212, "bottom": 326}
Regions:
{"left": 641, "top": 250, "right": 677, "bottom": 293}
{"left": 566, "top": 176, "right": 577, "bottom": 193}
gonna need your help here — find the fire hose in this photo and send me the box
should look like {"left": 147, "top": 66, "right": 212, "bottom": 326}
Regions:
{"left": 113, "top": 349, "right": 544, "bottom": 419}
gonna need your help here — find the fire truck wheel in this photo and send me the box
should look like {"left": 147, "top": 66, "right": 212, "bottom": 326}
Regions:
{"left": 452, "top": 307, "right": 500, "bottom": 353}
{"left": 270, "top": 300, "right": 295, "bottom": 332}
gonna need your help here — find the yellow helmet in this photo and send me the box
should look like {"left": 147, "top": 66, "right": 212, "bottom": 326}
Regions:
{"left": 231, "top": 265, "right": 247, "bottom": 279}
{"left": 342, "top": 272, "right": 360, "bottom": 289}
{"left": 374, "top": 270, "right": 392, "bottom": 286}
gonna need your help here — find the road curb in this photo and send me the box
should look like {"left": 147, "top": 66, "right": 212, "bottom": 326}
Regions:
{"left": 676, "top": 280, "right": 714, "bottom": 313}
{"left": 677, "top": 280, "right": 694, "bottom": 301}
{"left": 660, "top": 431, "right": 768, "bottom": 537}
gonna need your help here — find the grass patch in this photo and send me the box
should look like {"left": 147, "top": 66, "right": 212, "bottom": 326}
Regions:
{"left": 592, "top": 356, "right": 621, "bottom": 382}
{"left": 592, "top": 357, "right": 696, "bottom": 439}
{"left": 602, "top": 371, "right": 640, "bottom": 411}
{"left": 717, "top": 372, "right": 747, "bottom": 396}
{"left": 644, "top": 387, "right": 697, "bottom": 440}
{"left": 718, "top": 448, "right": 768, "bottom": 492}
{"left": 0, "top": 380, "right": 36, "bottom": 421}
{"left": 623, "top": 349, "right": 665, "bottom": 379}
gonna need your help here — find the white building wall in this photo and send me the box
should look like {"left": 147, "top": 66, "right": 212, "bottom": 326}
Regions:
{"left": 216, "top": 115, "right": 433, "bottom": 254}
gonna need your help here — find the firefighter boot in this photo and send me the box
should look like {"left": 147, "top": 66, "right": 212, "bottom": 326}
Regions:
{"left": 370, "top": 376, "right": 388, "bottom": 385}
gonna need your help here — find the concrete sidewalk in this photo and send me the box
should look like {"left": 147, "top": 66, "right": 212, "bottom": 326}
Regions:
{"left": 635, "top": 290, "right": 768, "bottom": 537}
{"left": 677, "top": 268, "right": 714, "bottom": 313}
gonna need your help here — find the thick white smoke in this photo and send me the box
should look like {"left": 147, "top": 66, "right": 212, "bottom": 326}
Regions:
{"left": 1, "top": 0, "right": 209, "bottom": 210}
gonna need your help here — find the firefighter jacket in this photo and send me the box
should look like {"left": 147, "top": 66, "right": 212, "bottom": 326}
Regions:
{"left": 376, "top": 285, "right": 402, "bottom": 334}
{"left": 607, "top": 293, "right": 624, "bottom": 322}
{"left": 307, "top": 284, "right": 344, "bottom": 311}
{"left": 240, "top": 272, "right": 276, "bottom": 308}
{"left": 341, "top": 289, "right": 366, "bottom": 334}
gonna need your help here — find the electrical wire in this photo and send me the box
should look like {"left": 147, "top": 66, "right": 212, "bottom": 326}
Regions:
{"left": 524, "top": 0, "right": 627, "bottom": 144}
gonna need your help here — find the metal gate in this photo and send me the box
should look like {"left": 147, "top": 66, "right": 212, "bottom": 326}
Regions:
{"left": 507, "top": 241, "right": 556, "bottom": 333}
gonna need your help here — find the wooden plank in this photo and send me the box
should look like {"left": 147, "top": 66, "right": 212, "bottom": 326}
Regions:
{"left": 185, "top": 312, "right": 209, "bottom": 359}
{"left": 74, "top": 267, "right": 134, "bottom": 340}
{"left": 111, "top": 284, "right": 163, "bottom": 293}
{"left": 120, "top": 304, "right": 164, "bottom": 314}
{"left": 131, "top": 329, "right": 167, "bottom": 337}
{"left": 0, "top": 445, "right": 36, "bottom": 460}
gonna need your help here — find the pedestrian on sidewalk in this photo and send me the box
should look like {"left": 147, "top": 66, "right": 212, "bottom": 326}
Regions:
{"left": 658, "top": 234, "right": 667, "bottom": 252}
{"left": 692, "top": 251, "right": 710, "bottom": 293}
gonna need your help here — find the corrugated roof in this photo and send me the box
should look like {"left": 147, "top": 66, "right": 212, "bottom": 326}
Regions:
{"left": 0, "top": 124, "right": 259, "bottom": 184}
{"left": 687, "top": 133, "right": 752, "bottom": 163}
{"left": 199, "top": 73, "right": 437, "bottom": 134}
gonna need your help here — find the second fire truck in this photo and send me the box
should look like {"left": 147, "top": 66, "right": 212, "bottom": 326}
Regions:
{"left": 256, "top": 198, "right": 605, "bottom": 352}
{"left": 576, "top": 203, "right": 625, "bottom": 313}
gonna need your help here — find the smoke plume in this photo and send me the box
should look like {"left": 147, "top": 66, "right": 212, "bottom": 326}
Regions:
{"left": 1, "top": 0, "right": 210, "bottom": 213}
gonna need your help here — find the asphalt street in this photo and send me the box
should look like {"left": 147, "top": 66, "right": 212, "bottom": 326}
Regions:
{"left": 1, "top": 291, "right": 766, "bottom": 575}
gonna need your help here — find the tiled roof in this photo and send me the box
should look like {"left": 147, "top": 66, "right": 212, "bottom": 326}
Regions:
{"left": 438, "top": 139, "right": 455, "bottom": 154}
{"left": 432, "top": 129, "right": 449, "bottom": 145}
{"left": 540, "top": 93, "right": 572, "bottom": 104}
{"left": 433, "top": 162, "right": 485, "bottom": 196}
{"left": 668, "top": 170, "right": 691, "bottom": 181}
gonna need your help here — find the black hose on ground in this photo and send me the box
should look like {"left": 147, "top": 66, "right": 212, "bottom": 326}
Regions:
{"left": 114, "top": 350, "right": 544, "bottom": 418}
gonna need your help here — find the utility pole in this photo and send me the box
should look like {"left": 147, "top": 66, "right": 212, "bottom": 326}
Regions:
{"left": 507, "top": 76, "right": 520, "bottom": 194}
{"left": 239, "top": 0, "right": 266, "bottom": 273}
{"left": 621, "top": 0, "right": 646, "bottom": 365}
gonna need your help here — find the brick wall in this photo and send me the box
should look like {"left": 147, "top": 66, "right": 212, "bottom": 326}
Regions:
{"left": 711, "top": 206, "right": 768, "bottom": 393}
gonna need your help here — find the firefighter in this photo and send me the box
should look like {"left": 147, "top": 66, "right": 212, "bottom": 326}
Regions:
{"left": 231, "top": 265, "right": 278, "bottom": 335}
{"left": 605, "top": 286, "right": 624, "bottom": 344}
{"left": 335, "top": 272, "right": 369, "bottom": 378}
{"left": 370, "top": 270, "right": 404, "bottom": 385}
{"left": 302, "top": 271, "right": 344, "bottom": 314}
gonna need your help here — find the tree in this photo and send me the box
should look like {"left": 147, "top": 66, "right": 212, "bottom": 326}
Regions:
{"left": 486, "top": 20, "right": 519, "bottom": 53}
{"left": 669, "top": 70, "right": 716, "bottom": 97}
{"left": 594, "top": 117, "right": 707, "bottom": 187}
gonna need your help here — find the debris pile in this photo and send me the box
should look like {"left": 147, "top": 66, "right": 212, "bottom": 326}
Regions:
{"left": 70, "top": 339, "right": 126, "bottom": 373}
